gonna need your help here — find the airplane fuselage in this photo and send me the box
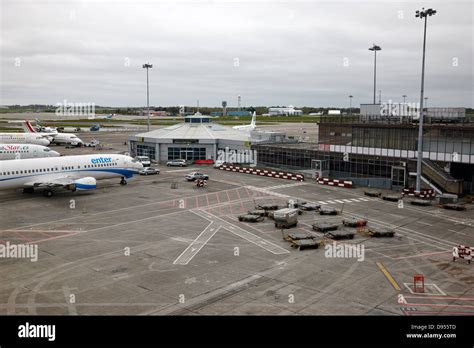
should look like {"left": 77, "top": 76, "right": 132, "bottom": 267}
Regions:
{"left": 0, "top": 154, "right": 142, "bottom": 190}
{"left": 0, "top": 144, "right": 60, "bottom": 160}
{"left": 0, "top": 133, "right": 51, "bottom": 146}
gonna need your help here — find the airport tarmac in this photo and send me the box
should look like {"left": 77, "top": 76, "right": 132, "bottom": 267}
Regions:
{"left": 0, "top": 148, "right": 472, "bottom": 315}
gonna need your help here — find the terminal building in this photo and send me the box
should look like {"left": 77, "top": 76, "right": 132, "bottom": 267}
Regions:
{"left": 128, "top": 114, "right": 289, "bottom": 163}
{"left": 268, "top": 105, "right": 303, "bottom": 116}
{"left": 254, "top": 115, "right": 474, "bottom": 195}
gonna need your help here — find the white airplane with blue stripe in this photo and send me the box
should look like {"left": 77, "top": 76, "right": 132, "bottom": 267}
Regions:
{"left": 0, "top": 154, "right": 143, "bottom": 197}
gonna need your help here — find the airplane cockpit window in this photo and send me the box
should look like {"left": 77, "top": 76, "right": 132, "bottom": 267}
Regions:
{"left": 43, "top": 148, "right": 51, "bottom": 152}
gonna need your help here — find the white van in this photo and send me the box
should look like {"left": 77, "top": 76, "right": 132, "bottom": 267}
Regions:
{"left": 136, "top": 156, "right": 151, "bottom": 167}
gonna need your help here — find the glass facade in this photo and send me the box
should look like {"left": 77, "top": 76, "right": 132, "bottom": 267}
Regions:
{"left": 168, "top": 147, "right": 207, "bottom": 161}
{"left": 255, "top": 121, "right": 474, "bottom": 182}
{"left": 136, "top": 144, "right": 156, "bottom": 160}
{"left": 318, "top": 122, "right": 474, "bottom": 163}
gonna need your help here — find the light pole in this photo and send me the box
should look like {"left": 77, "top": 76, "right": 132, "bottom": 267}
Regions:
{"left": 402, "top": 95, "right": 407, "bottom": 103}
{"left": 415, "top": 8, "right": 436, "bottom": 192}
{"left": 424, "top": 97, "right": 428, "bottom": 108}
{"left": 368, "top": 44, "right": 381, "bottom": 104}
{"left": 349, "top": 95, "right": 353, "bottom": 115}
{"left": 142, "top": 63, "right": 153, "bottom": 132}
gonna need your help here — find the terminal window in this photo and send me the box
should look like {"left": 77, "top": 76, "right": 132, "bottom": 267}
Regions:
{"left": 136, "top": 144, "right": 156, "bottom": 159}
{"left": 168, "top": 147, "right": 206, "bottom": 161}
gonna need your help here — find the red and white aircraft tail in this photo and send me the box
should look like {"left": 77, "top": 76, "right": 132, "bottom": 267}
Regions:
{"left": 22, "top": 120, "right": 37, "bottom": 133}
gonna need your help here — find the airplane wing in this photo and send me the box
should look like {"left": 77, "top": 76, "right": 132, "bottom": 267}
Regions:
{"left": 23, "top": 174, "right": 97, "bottom": 190}
{"left": 24, "top": 176, "right": 76, "bottom": 188}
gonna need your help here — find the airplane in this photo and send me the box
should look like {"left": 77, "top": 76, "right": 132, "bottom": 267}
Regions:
{"left": 0, "top": 144, "right": 60, "bottom": 160}
{"left": 23, "top": 120, "right": 84, "bottom": 147}
{"left": 88, "top": 114, "right": 115, "bottom": 120}
{"left": 0, "top": 132, "right": 51, "bottom": 146}
{"left": 233, "top": 111, "right": 257, "bottom": 132}
{"left": 0, "top": 154, "right": 143, "bottom": 197}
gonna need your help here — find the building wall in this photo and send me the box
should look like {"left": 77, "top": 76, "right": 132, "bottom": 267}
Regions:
{"left": 129, "top": 139, "right": 254, "bottom": 163}
{"left": 319, "top": 122, "right": 474, "bottom": 164}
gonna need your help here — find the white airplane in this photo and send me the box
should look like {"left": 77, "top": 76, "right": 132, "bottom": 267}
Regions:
{"left": 88, "top": 113, "right": 115, "bottom": 120}
{"left": 0, "top": 133, "right": 51, "bottom": 146}
{"left": 23, "top": 120, "right": 84, "bottom": 147}
{"left": 0, "top": 144, "right": 60, "bottom": 160}
{"left": 0, "top": 154, "right": 143, "bottom": 197}
{"left": 233, "top": 112, "right": 257, "bottom": 132}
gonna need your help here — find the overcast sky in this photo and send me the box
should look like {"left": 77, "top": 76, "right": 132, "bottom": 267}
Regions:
{"left": 1, "top": 0, "right": 472, "bottom": 108}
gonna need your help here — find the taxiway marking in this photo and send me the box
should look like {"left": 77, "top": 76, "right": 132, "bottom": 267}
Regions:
{"left": 173, "top": 222, "right": 219, "bottom": 265}
{"left": 376, "top": 262, "right": 401, "bottom": 291}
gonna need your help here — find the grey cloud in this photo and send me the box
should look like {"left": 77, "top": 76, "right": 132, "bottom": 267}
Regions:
{"left": 1, "top": 0, "right": 472, "bottom": 107}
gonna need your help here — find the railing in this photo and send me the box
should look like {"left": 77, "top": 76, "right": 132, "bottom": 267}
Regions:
{"left": 421, "top": 159, "right": 463, "bottom": 195}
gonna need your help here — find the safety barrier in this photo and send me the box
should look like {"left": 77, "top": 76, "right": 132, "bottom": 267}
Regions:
{"left": 218, "top": 164, "right": 304, "bottom": 182}
{"left": 402, "top": 188, "right": 436, "bottom": 199}
{"left": 453, "top": 245, "right": 472, "bottom": 264}
{"left": 194, "top": 159, "right": 214, "bottom": 165}
{"left": 316, "top": 177, "right": 353, "bottom": 188}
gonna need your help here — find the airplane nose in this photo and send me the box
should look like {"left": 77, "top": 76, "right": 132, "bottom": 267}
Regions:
{"left": 51, "top": 151, "right": 60, "bottom": 157}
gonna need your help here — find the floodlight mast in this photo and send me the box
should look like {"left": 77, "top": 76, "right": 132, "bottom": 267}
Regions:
{"left": 415, "top": 8, "right": 436, "bottom": 192}
{"left": 368, "top": 44, "right": 381, "bottom": 104}
{"left": 142, "top": 63, "right": 153, "bottom": 132}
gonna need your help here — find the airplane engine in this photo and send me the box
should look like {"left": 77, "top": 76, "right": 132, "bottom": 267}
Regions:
{"left": 74, "top": 177, "right": 97, "bottom": 190}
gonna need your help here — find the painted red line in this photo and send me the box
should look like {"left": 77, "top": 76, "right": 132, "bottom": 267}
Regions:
{"left": 195, "top": 196, "right": 199, "bottom": 208}
{"left": 26, "top": 232, "right": 81, "bottom": 245}
{"left": 404, "top": 296, "right": 474, "bottom": 301}
{"left": 408, "top": 303, "right": 474, "bottom": 309}
{"left": 393, "top": 250, "right": 450, "bottom": 260}
{"left": 225, "top": 190, "right": 233, "bottom": 215}
{"left": 13, "top": 231, "right": 32, "bottom": 243}
{"left": 2, "top": 229, "right": 81, "bottom": 233}
{"left": 236, "top": 188, "right": 241, "bottom": 200}
{"left": 403, "top": 310, "right": 474, "bottom": 316}
{"left": 215, "top": 192, "right": 222, "bottom": 215}
{"left": 244, "top": 186, "right": 251, "bottom": 198}
{"left": 205, "top": 193, "right": 210, "bottom": 207}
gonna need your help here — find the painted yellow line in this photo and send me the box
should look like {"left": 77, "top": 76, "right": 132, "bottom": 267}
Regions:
{"left": 376, "top": 262, "right": 401, "bottom": 291}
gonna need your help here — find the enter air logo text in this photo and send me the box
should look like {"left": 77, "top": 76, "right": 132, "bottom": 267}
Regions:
{"left": 91, "top": 157, "right": 112, "bottom": 164}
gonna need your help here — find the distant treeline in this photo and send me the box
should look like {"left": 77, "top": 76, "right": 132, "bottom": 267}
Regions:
{"left": 2, "top": 105, "right": 473, "bottom": 116}
{"left": 2, "top": 105, "right": 362, "bottom": 116}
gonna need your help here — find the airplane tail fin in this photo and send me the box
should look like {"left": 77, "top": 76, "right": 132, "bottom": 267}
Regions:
{"left": 23, "top": 120, "right": 37, "bottom": 133}
{"left": 251, "top": 112, "right": 256, "bottom": 127}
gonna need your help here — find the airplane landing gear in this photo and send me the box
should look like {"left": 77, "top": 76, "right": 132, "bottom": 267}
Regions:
{"left": 120, "top": 177, "right": 127, "bottom": 186}
{"left": 43, "top": 189, "right": 53, "bottom": 197}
